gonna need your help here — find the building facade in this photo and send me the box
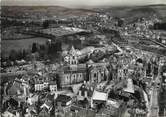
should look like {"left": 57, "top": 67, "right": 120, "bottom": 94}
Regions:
{"left": 59, "top": 64, "right": 87, "bottom": 87}
{"left": 64, "top": 46, "right": 79, "bottom": 65}
{"left": 88, "top": 63, "right": 109, "bottom": 84}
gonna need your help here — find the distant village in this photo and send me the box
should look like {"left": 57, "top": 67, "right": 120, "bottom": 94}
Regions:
{"left": 1, "top": 6, "right": 166, "bottom": 117}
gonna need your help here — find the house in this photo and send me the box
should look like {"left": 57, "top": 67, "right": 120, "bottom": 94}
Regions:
{"left": 35, "top": 82, "right": 49, "bottom": 91}
{"left": 40, "top": 94, "right": 54, "bottom": 114}
{"left": 35, "top": 83, "right": 44, "bottom": 91}
{"left": 49, "top": 81, "right": 57, "bottom": 93}
{"left": 91, "top": 90, "right": 108, "bottom": 108}
{"left": 38, "top": 107, "right": 50, "bottom": 117}
{"left": 55, "top": 95, "right": 72, "bottom": 107}
{"left": 40, "top": 101, "right": 53, "bottom": 113}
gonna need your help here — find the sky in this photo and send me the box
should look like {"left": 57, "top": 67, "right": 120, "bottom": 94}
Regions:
{"left": 1, "top": 0, "right": 166, "bottom": 7}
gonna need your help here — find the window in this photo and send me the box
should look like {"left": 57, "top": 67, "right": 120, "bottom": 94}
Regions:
{"left": 94, "top": 73, "right": 97, "bottom": 78}
{"left": 101, "top": 72, "right": 104, "bottom": 77}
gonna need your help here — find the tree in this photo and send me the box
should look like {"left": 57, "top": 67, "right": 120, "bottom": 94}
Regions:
{"left": 56, "top": 74, "right": 61, "bottom": 89}
{"left": 118, "top": 19, "right": 124, "bottom": 27}
{"left": 43, "top": 20, "right": 49, "bottom": 29}
{"left": 17, "top": 50, "right": 23, "bottom": 60}
{"left": 9, "top": 49, "right": 17, "bottom": 61}
{"left": 22, "top": 49, "right": 27, "bottom": 59}
{"left": 32, "top": 43, "right": 38, "bottom": 53}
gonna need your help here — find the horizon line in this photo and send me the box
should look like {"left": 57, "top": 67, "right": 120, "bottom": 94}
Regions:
{"left": 1, "top": 3, "right": 166, "bottom": 8}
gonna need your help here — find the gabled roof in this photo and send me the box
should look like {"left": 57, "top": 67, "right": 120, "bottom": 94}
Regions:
{"left": 92, "top": 90, "right": 108, "bottom": 101}
{"left": 38, "top": 107, "right": 50, "bottom": 117}
{"left": 41, "top": 100, "right": 53, "bottom": 110}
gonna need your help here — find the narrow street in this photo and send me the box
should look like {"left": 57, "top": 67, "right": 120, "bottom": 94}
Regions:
{"left": 148, "top": 86, "right": 159, "bottom": 117}
{"left": 147, "top": 74, "right": 160, "bottom": 117}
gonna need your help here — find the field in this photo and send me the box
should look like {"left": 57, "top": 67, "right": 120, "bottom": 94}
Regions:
{"left": 1, "top": 37, "right": 49, "bottom": 56}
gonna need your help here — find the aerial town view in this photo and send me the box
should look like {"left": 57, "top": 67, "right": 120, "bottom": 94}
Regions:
{"left": 1, "top": 0, "right": 166, "bottom": 117}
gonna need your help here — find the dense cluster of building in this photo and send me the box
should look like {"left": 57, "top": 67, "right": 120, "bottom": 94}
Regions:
{"left": 1, "top": 41, "right": 166, "bottom": 117}
{"left": 1, "top": 6, "right": 166, "bottom": 117}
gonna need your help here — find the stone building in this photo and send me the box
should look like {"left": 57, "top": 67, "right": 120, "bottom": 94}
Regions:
{"left": 59, "top": 64, "right": 87, "bottom": 87}
{"left": 59, "top": 46, "right": 87, "bottom": 87}
{"left": 64, "top": 46, "right": 79, "bottom": 65}
{"left": 88, "top": 62, "right": 109, "bottom": 84}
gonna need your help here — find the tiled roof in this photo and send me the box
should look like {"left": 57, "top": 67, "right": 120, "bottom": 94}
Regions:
{"left": 44, "top": 100, "right": 53, "bottom": 108}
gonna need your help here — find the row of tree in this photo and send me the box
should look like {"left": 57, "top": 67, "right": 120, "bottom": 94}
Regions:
{"left": 154, "top": 22, "right": 166, "bottom": 30}
{"left": 1, "top": 41, "right": 63, "bottom": 67}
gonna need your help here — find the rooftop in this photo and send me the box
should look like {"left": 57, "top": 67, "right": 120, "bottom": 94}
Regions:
{"left": 92, "top": 90, "right": 108, "bottom": 101}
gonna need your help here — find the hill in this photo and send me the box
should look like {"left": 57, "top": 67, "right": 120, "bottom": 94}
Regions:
{"left": 1, "top": 6, "right": 97, "bottom": 19}
{"left": 2, "top": 4, "right": 166, "bottom": 20}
